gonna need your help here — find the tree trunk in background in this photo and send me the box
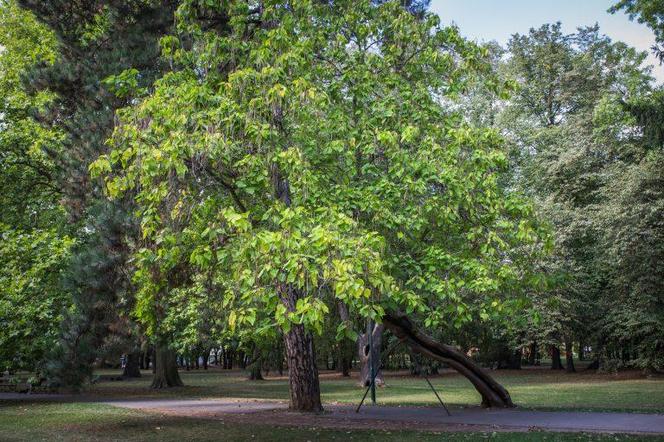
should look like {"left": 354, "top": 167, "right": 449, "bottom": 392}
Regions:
{"left": 383, "top": 313, "right": 514, "bottom": 408}
{"left": 122, "top": 352, "right": 142, "bottom": 378}
{"left": 249, "top": 363, "right": 264, "bottom": 380}
{"left": 336, "top": 302, "right": 353, "bottom": 377}
{"left": 358, "top": 322, "right": 385, "bottom": 387}
{"left": 281, "top": 285, "right": 322, "bottom": 412}
{"left": 340, "top": 355, "right": 350, "bottom": 377}
{"left": 151, "top": 345, "right": 183, "bottom": 388}
{"left": 578, "top": 341, "right": 585, "bottom": 361}
{"left": 528, "top": 342, "right": 538, "bottom": 365}
{"left": 565, "top": 340, "right": 576, "bottom": 373}
{"left": 248, "top": 347, "right": 264, "bottom": 380}
{"left": 509, "top": 348, "right": 522, "bottom": 369}
{"left": 550, "top": 345, "right": 564, "bottom": 370}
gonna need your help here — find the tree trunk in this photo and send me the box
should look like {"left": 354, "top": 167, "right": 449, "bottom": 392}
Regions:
{"left": 281, "top": 285, "right": 322, "bottom": 412}
{"left": 283, "top": 323, "right": 321, "bottom": 411}
{"left": 551, "top": 345, "right": 564, "bottom": 370}
{"left": 249, "top": 363, "right": 264, "bottom": 380}
{"left": 509, "top": 348, "right": 522, "bottom": 370}
{"left": 565, "top": 340, "right": 576, "bottom": 373}
{"left": 248, "top": 347, "right": 264, "bottom": 380}
{"left": 383, "top": 313, "right": 514, "bottom": 408}
{"left": 340, "top": 355, "right": 351, "bottom": 377}
{"left": 336, "top": 302, "right": 353, "bottom": 377}
{"left": 578, "top": 341, "right": 585, "bottom": 361}
{"left": 150, "top": 345, "right": 183, "bottom": 389}
{"left": 271, "top": 162, "right": 321, "bottom": 411}
{"left": 122, "top": 351, "right": 142, "bottom": 378}
{"left": 358, "top": 322, "right": 385, "bottom": 387}
{"left": 528, "top": 341, "right": 538, "bottom": 365}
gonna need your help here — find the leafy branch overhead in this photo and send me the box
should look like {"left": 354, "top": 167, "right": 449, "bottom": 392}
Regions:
{"left": 92, "top": 0, "right": 550, "bottom": 341}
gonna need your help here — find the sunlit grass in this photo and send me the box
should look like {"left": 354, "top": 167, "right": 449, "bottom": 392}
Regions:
{"left": 88, "top": 368, "right": 664, "bottom": 413}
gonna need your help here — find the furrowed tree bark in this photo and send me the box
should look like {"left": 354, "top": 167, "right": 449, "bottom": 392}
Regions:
{"left": 281, "top": 285, "right": 322, "bottom": 412}
{"left": 150, "top": 344, "right": 183, "bottom": 389}
{"left": 270, "top": 154, "right": 322, "bottom": 411}
{"left": 382, "top": 313, "right": 514, "bottom": 408}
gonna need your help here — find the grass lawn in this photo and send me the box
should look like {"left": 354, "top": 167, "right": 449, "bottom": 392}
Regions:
{"left": 2, "top": 369, "right": 663, "bottom": 441}
{"left": 88, "top": 368, "right": 664, "bottom": 413}
{"left": 0, "top": 402, "right": 660, "bottom": 442}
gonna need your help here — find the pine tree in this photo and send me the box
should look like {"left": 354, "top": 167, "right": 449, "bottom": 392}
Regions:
{"left": 18, "top": 0, "right": 178, "bottom": 387}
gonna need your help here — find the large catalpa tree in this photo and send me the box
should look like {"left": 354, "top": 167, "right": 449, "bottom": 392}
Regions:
{"left": 94, "top": 0, "right": 549, "bottom": 410}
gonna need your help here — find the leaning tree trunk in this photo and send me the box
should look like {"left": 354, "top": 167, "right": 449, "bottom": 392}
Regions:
{"left": 383, "top": 313, "right": 514, "bottom": 408}
{"left": 122, "top": 351, "right": 142, "bottom": 378}
{"left": 151, "top": 344, "right": 183, "bottom": 389}
{"left": 358, "top": 322, "right": 385, "bottom": 387}
{"left": 281, "top": 285, "right": 322, "bottom": 412}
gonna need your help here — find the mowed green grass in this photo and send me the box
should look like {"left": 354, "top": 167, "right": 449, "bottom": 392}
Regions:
{"left": 0, "top": 402, "right": 659, "bottom": 442}
{"left": 87, "top": 368, "right": 664, "bottom": 413}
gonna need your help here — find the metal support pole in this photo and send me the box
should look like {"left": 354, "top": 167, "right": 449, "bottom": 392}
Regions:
{"left": 424, "top": 375, "right": 451, "bottom": 416}
{"left": 409, "top": 349, "right": 451, "bottom": 416}
{"left": 368, "top": 320, "right": 376, "bottom": 405}
{"left": 356, "top": 340, "right": 401, "bottom": 413}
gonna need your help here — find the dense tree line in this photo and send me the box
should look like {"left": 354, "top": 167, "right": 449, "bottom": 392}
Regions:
{"left": 0, "top": 0, "right": 662, "bottom": 410}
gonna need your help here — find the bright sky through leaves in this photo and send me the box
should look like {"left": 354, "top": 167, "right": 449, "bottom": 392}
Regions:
{"left": 432, "top": 0, "right": 664, "bottom": 82}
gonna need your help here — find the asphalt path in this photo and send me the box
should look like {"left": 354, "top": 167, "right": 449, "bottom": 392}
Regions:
{"left": 102, "top": 398, "right": 664, "bottom": 434}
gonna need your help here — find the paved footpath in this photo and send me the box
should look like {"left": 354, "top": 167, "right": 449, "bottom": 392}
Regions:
{"left": 104, "top": 398, "right": 664, "bottom": 434}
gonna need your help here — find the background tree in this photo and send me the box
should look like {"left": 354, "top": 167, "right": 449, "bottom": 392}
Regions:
{"left": 18, "top": 0, "right": 178, "bottom": 388}
{"left": 0, "top": 0, "right": 72, "bottom": 376}
{"left": 595, "top": 89, "right": 664, "bottom": 372}
{"left": 611, "top": 0, "right": 664, "bottom": 62}
{"left": 495, "top": 22, "right": 657, "bottom": 372}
